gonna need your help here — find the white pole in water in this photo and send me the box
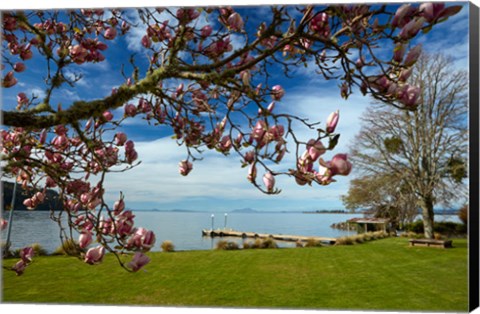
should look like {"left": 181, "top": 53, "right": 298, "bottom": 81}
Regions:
{"left": 4, "top": 180, "right": 18, "bottom": 256}
{"left": 224, "top": 213, "right": 228, "bottom": 230}
{"left": 211, "top": 214, "right": 214, "bottom": 231}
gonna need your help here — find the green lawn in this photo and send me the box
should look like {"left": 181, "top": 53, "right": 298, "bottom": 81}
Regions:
{"left": 1, "top": 237, "right": 468, "bottom": 311}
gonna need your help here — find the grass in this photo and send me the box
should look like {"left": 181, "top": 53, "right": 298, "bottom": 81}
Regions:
{"left": 1, "top": 237, "right": 468, "bottom": 311}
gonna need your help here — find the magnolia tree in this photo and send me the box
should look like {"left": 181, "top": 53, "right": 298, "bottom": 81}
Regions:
{"left": 1, "top": 3, "right": 461, "bottom": 274}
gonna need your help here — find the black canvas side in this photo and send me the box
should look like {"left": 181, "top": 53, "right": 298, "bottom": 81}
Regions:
{"left": 469, "top": 2, "right": 480, "bottom": 312}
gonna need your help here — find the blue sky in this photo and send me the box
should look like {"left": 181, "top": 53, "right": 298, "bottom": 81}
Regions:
{"left": 1, "top": 1, "right": 471, "bottom": 212}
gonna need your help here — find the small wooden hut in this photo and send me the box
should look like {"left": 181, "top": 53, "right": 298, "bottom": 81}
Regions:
{"left": 346, "top": 217, "right": 390, "bottom": 234}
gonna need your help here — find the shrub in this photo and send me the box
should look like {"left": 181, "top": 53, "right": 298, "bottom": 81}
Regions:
{"left": 336, "top": 236, "right": 354, "bottom": 245}
{"left": 243, "top": 241, "right": 252, "bottom": 249}
{"left": 251, "top": 239, "right": 263, "bottom": 249}
{"left": 52, "top": 238, "right": 83, "bottom": 256}
{"left": 305, "top": 238, "right": 323, "bottom": 247}
{"left": 30, "top": 243, "right": 48, "bottom": 256}
{"left": 354, "top": 234, "right": 365, "bottom": 243}
{"left": 404, "top": 220, "right": 467, "bottom": 236}
{"left": 216, "top": 240, "right": 240, "bottom": 250}
{"left": 261, "top": 238, "right": 278, "bottom": 249}
{"left": 161, "top": 240, "right": 175, "bottom": 252}
{"left": 374, "top": 231, "right": 388, "bottom": 239}
{"left": 246, "top": 238, "right": 278, "bottom": 249}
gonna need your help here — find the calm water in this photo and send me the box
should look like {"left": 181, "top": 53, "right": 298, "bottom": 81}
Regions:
{"left": 0, "top": 210, "right": 460, "bottom": 253}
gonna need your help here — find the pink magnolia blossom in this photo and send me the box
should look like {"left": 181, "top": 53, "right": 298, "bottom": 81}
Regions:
{"left": 310, "top": 12, "right": 330, "bottom": 37}
{"left": 79, "top": 232, "right": 93, "bottom": 249}
{"left": 307, "top": 139, "right": 326, "bottom": 161}
{"left": 113, "top": 199, "right": 125, "bottom": 215}
{"left": 399, "top": 67, "right": 413, "bottom": 82}
{"left": 219, "top": 135, "right": 232, "bottom": 152}
{"left": 263, "top": 172, "right": 275, "bottom": 192}
{"left": 227, "top": 12, "right": 244, "bottom": 32}
{"left": 20, "top": 247, "right": 34, "bottom": 263}
{"left": 13, "top": 62, "right": 26, "bottom": 72}
{"left": 85, "top": 246, "right": 105, "bottom": 265}
{"left": 103, "top": 111, "right": 113, "bottom": 121}
{"left": 266, "top": 124, "right": 285, "bottom": 142}
{"left": 20, "top": 48, "right": 33, "bottom": 60}
{"left": 52, "top": 134, "right": 69, "bottom": 150}
{"left": 39, "top": 129, "right": 47, "bottom": 145}
{"left": 404, "top": 44, "right": 422, "bottom": 66}
{"left": 176, "top": 8, "right": 200, "bottom": 23}
{"left": 114, "top": 132, "right": 127, "bottom": 146}
{"left": 251, "top": 120, "right": 266, "bottom": 143}
{"left": 244, "top": 150, "right": 255, "bottom": 164}
{"left": 17, "top": 92, "right": 29, "bottom": 105}
{"left": 398, "top": 84, "right": 421, "bottom": 107}
{"left": 12, "top": 260, "right": 26, "bottom": 276}
{"left": 104, "top": 27, "right": 117, "bottom": 40}
{"left": 128, "top": 252, "right": 150, "bottom": 272}
{"left": 125, "top": 140, "right": 138, "bottom": 164}
{"left": 127, "top": 227, "right": 156, "bottom": 250}
{"left": 124, "top": 104, "right": 137, "bottom": 117}
{"left": 271, "top": 85, "right": 285, "bottom": 101}
{"left": 399, "top": 17, "right": 426, "bottom": 40}
{"left": 141, "top": 35, "right": 152, "bottom": 48}
{"left": 326, "top": 110, "right": 339, "bottom": 133}
{"left": 200, "top": 25, "right": 213, "bottom": 37}
{"left": 419, "top": 2, "right": 445, "bottom": 23}
{"left": 2, "top": 71, "right": 17, "bottom": 88}
{"left": 391, "top": 4, "right": 417, "bottom": 29}
{"left": 329, "top": 154, "right": 352, "bottom": 176}
{"left": 69, "top": 45, "right": 88, "bottom": 64}
{"left": 179, "top": 160, "right": 193, "bottom": 176}
{"left": 115, "top": 214, "right": 135, "bottom": 237}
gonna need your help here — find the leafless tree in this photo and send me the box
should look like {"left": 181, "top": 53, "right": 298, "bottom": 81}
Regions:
{"left": 349, "top": 53, "right": 468, "bottom": 238}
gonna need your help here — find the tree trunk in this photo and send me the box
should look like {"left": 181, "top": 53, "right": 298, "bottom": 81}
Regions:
{"left": 419, "top": 196, "right": 435, "bottom": 239}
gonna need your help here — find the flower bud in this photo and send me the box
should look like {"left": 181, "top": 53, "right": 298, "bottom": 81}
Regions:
{"left": 404, "top": 44, "right": 422, "bottom": 67}
{"left": 271, "top": 85, "right": 285, "bottom": 101}
{"left": 263, "top": 172, "right": 275, "bottom": 192}
{"left": 179, "top": 160, "right": 193, "bottom": 176}
{"left": 79, "top": 232, "right": 93, "bottom": 249}
{"left": 124, "top": 104, "right": 137, "bottom": 117}
{"left": 2, "top": 71, "right": 18, "bottom": 88}
{"left": 201, "top": 25, "right": 213, "bottom": 37}
{"left": 114, "top": 132, "right": 127, "bottom": 146}
{"left": 227, "top": 12, "right": 244, "bottom": 32}
{"left": 85, "top": 246, "right": 105, "bottom": 264}
{"left": 104, "top": 27, "right": 117, "bottom": 40}
{"left": 13, "top": 62, "right": 26, "bottom": 72}
{"left": 326, "top": 110, "right": 339, "bottom": 133}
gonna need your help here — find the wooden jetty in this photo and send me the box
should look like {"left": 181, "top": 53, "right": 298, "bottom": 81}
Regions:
{"left": 202, "top": 229, "right": 337, "bottom": 245}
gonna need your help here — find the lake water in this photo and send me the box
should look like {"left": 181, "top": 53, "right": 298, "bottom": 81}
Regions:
{"left": 0, "top": 210, "right": 460, "bottom": 253}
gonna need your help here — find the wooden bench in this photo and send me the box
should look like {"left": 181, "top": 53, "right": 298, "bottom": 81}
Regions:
{"left": 409, "top": 238, "right": 453, "bottom": 248}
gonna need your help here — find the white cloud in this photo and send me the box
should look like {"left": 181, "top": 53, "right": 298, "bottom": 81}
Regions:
{"left": 29, "top": 87, "right": 47, "bottom": 100}
{"left": 101, "top": 82, "right": 368, "bottom": 209}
